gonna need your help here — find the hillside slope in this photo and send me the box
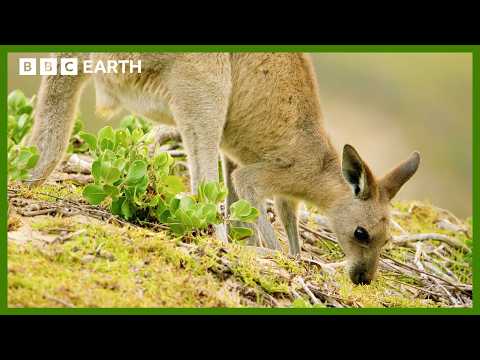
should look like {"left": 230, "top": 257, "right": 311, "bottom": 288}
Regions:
{"left": 7, "top": 176, "right": 472, "bottom": 308}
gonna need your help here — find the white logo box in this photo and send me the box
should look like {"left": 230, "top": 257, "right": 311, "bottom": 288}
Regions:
{"left": 18, "top": 58, "right": 141, "bottom": 75}
{"left": 19, "top": 58, "right": 78, "bottom": 76}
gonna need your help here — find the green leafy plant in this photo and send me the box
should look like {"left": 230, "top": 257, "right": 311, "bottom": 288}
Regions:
{"left": 8, "top": 90, "right": 35, "bottom": 145}
{"left": 119, "top": 115, "right": 153, "bottom": 134}
{"left": 7, "top": 90, "right": 39, "bottom": 181}
{"left": 6, "top": 88, "right": 258, "bottom": 240}
{"left": 80, "top": 125, "right": 259, "bottom": 239}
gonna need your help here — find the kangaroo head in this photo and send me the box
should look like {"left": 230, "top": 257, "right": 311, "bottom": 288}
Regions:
{"left": 327, "top": 144, "right": 420, "bottom": 285}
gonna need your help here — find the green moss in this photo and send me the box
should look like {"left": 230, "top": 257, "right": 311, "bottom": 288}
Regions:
{"left": 9, "top": 217, "right": 241, "bottom": 307}
{"left": 16, "top": 182, "right": 85, "bottom": 203}
{"left": 8, "top": 188, "right": 472, "bottom": 308}
{"left": 224, "top": 245, "right": 289, "bottom": 295}
{"left": 333, "top": 270, "right": 439, "bottom": 308}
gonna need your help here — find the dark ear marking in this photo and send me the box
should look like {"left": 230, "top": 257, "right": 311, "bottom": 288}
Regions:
{"left": 341, "top": 144, "right": 374, "bottom": 200}
{"left": 354, "top": 185, "right": 360, "bottom": 196}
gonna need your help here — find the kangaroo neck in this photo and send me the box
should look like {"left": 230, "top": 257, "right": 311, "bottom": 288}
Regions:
{"left": 297, "top": 132, "right": 351, "bottom": 212}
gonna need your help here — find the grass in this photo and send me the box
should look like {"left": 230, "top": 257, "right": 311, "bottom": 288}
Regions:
{"left": 7, "top": 182, "right": 472, "bottom": 308}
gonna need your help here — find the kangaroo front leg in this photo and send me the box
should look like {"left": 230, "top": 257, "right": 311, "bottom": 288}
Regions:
{"left": 274, "top": 196, "right": 301, "bottom": 256}
{"left": 171, "top": 107, "right": 227, "bottom": 242}
{"left": 26, "top": 58, "right": 89, "bottom": 186}
{"left": 168, "top": 57, "right": 231, "bottom": 242}
{"left": 232, "top": 165, "right": 281, "bottom": 250}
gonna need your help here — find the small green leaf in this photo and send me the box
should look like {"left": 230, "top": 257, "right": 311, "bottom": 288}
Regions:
{"left": 169, "top": 197, "right": 181, "bottom": 213}
{"left": 229, "top": 226, "right": 254, "bottom": 241}
{"left": 179, "top": 196, "right": 196, "bottom": 211}
{"left": 114, "top": 128, "right": 130, "bottom": 148}
{"left": 83, "top": 184, "right": 108, "bottom": 205}
{"left": 149, "top": 195, "right": 161, "bottom": 207}
{"left": 103, "top": 166, "right": 121, "bottom": 185}
{"left": 126, "top": 160, "right": 147, "bottom": 185}
{"left": 200, "top": 203, "right": 218, "bottom": 224}
{"left": 204, "top": 182, "right": 218, "bottom": 203}
{"left": 131, "top": 128, "right": 144, "bottom": 143}
{"left": 157, "top": 209, "right": 171, "bottom": 223}
{"left": 230, "top": 199, "right": 251, "bottom": 218}
{"left": 164, "top": 175, "right": 186, "bottom": 195}
{"left": 169, "top": 223, "right": 187, "bottom": 236}
{"left": 72, "top": 118, "right": 84, "bottom": 134}
{"left": 103, "top": 184, "right": 120, "bottom": 198}
{"left": 98, "top": 126, "right": 115, "bottom": 143}
{"left": 153, "top": 152, "right": 173, "bottom": 169}
{"left": 99, "top": 138, "right": 114, "bottom": 151}
{"left": 230, "top": 200, "right": 260, "bottom": 223}
{"left": 244, "top": 207, "right": 260, "bottom": 222}
{"left": 15, "top": 148, "right": 36, "bottom": 169}
{"left": 121, "top": 200, "right": 134, "bottom": 219}
{"left": 113, "top": 158, "right": 127, "bottom": 172}
{"left": 26, "top": 150, "right": 39, "bottom": 168}
{"left": 8, "top": 90, "right": 27, "bottom": 109}
{"left": 79, "top": 132, "right": 97, "bottom": 151}
{"left": 91, "top": 160, "right": 102, "bottom": 180}
{"left": 175, "top": 209, "right": 194, "bottom": 227}
{"left": 197, "top": 181, "right": 228, "bottom": 204}
{"left": 17, "top": 114, "right": 29, "bottom": 129}
{"left": 111, "top": 197, "right": 125, "bottom": 215}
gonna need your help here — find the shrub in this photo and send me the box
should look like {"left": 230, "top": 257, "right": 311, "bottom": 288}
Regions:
{"left": 7, "top": 90, "right": 38, "bottom": 181}
{"left": 80, "top": 123, "right": 258, "bottom": 239}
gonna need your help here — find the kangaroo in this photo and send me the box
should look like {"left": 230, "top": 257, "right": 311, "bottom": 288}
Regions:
{"left": 27, "top": 52, "right": 420, "bottom": 284}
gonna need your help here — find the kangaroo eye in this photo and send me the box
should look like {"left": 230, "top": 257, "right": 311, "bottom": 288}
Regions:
{"left": 354, "top": 226, "right": 370, "bottom": 243}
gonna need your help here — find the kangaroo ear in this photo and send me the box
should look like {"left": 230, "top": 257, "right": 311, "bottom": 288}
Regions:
{"left": 341, "top": 144, "right": 375, "bottom": 200}
{"left": 379, "top": 151, "right": 420, "bottom": 200}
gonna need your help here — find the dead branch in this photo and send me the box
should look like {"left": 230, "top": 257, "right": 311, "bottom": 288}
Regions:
{"left": 392, "top": 233, "right": 470, "bottom": 253}
{"left": 296, "top": 277, "right": 320, "bottom": 305}
{"left": 382, "top": 254, "right": 470, "bottom": 294}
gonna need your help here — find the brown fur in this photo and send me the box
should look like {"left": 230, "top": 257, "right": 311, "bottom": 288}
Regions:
{"left": 27, "top": 52, "right": 420, "bottom": 284}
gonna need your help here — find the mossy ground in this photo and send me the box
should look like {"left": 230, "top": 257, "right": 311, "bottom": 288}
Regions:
{"left": 7, "top": 182, "right": 472, "bottom": 308}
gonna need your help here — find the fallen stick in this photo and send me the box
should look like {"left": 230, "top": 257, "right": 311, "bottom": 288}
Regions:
{"left": 383, "top": 254, "right": 470, "bottom": 294}
{"left": 390, "top": 219, "right": 407, "bottom": 235}
{"left": 296, "top": 277, "right": 320, "bottom": 305}
{"left": 432, "top": 248, "right": 470, "bottom": 268}
{"left": 299, "top": 223, "right": 337, "bottom": 243}
{"left": 17, "top": 207, "right": 57, "bottom": 217}
{"left": 299, "top": 257, "right": 344, "bottom": 275}
{"left": 421, "top": 253, "right": 460, "bottom": 284}
{"left": 306, "top": 284, "right": 346, "bottom": 308}
{"left": 392, "top": 233, "right": 470, "bottom": 253}
{"left": 384, "top": 278, "right": 443, "bottom": 298}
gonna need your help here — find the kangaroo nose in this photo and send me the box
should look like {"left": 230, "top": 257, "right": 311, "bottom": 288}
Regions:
{"left": 350, "top": 269, "right": 372, "bottom": 285}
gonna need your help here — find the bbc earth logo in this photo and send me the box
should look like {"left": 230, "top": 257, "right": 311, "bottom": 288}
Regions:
{"left": 18, "top": 58, "right": 142, "bottom": 75}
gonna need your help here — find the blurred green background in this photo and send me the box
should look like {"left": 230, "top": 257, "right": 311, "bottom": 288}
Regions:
{"left": 8, "top": 53, "right": 472, "bottom": 218}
